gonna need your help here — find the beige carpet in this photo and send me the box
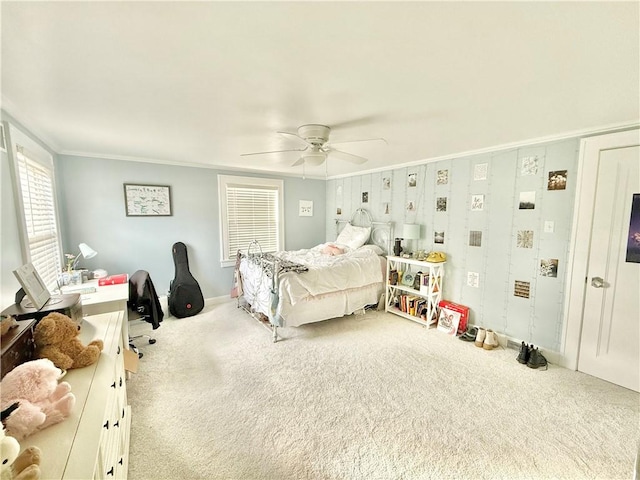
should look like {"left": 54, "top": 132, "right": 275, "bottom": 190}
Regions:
{"left": 127, "top": 301, "right": 639, "bottom": 479}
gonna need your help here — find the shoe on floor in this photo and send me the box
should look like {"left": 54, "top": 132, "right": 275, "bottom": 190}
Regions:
{"left": 474, "top": 327, "right": 486, "bottom": 347}
{"left": 483, "top": 329, "right": 499, "bottom": 350}
{"left": 459, "top": 326, "right": 478, "bottom": 342}
{"left": 517, "top": 341, "right": 531, "bottom": 364}
{"left": 527, "top": 347, "right": 548, "bottom": 370}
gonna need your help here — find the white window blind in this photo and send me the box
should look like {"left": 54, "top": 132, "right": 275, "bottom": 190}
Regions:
{"left": 15, "top": 146, "right": 62, "bottom": 288}
{"left": 218, "top": 175, "right": 284, "bottom": 263}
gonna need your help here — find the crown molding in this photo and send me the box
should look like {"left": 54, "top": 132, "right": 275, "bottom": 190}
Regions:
{"left": 326, "top": 120, "right": 640, "bottom": 180}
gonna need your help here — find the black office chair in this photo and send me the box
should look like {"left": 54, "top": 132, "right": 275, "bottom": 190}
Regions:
{"left": 128, "top": 270, "right": 164, "bottom": 358}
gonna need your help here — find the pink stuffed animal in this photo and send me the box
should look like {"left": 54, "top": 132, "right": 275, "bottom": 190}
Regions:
{"left": 0, "top": 359, "right": 75, "bottom": 440}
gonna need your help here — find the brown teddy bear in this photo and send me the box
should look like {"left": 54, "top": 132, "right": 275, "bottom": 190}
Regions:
{"left": 33, "top": 313, "right": 103, "bottom": 370}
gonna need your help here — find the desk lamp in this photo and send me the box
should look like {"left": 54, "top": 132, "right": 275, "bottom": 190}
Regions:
{"left": 72, "top": 243, "right": 97, "bottom": 270}
{"left": 402, "top": 224, "right": 421, "bottom": 255}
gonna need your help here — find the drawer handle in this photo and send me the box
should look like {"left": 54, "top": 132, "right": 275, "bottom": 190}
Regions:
{"left": 114, "top": 420, "right": 119, "bottom": 428}
{"left": 107, "top": 466, "right": 114, "bottom": 476}
{"left": 119, "top": 458, "right": 123, "bottom": 466}
{"left": 111, "top": 381, "right": 116, "bottom": 389}
{"left": 117, "top": 345, "right": 121, "bottom": 354}
{"left": 103, "top": 420, "right": 109, "bottom": 430}
{"left": 122, "top": 408, "right": 125, "bottom": 418}
{"left": 119, "top": 377, "right": 123, "bottom": 387}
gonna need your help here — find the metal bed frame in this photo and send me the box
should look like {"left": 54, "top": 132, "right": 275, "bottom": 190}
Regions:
{"left": 237, "top": 208, "right": 394, "bottom": 342}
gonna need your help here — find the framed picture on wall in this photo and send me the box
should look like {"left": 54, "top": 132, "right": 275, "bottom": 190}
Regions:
{"left": 124, "top": 183, "right": 172, "bottom": 216}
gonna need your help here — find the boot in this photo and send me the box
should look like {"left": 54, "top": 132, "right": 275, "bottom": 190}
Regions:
{"left": 527, "top": 347, "right": 548, "bottom": 370}
{"left": 474, "top": 327, "right": 486, "bottom": 348}
{"left": 483, "top": 329, "right": 499, "bottom": 350}
{"left": 516, "top": 341, "right": 531, "bottom": 364}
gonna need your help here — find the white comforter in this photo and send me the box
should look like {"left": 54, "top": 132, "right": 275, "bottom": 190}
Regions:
{"left": 241, "top": 243, "right": 384, "bottom": 306}
{"left": 275, "top": 244, "right": 383, "bottom": 304}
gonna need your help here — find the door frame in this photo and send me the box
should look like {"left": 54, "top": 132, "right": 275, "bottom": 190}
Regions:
{"left": 561, "top": 129, "right": 640, "bottom": 370}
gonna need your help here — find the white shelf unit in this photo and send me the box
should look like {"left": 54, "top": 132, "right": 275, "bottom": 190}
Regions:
{"left": 385, "top": 256, "right": 445, "bottom": 327}
{"left": 20, "top": 311, "right": 131, "bottom": 479}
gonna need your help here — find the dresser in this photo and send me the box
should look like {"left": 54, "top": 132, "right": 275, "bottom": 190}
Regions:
{"left": 19, "top": 311, "right": 131, "bottom": 479}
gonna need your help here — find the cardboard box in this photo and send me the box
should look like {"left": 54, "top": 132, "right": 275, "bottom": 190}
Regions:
{"left": 438, "top": 300, "right": 469, "bottom": 335}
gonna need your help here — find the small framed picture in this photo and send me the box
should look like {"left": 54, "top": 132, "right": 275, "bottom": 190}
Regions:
{"left": 299, "top": 200, "right": 313, "bottom": 216}
{"left": 124, "top": 183, "right": 172, "bottom": 216}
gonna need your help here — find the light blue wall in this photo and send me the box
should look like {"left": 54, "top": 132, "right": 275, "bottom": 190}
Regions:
{"left": 55, "top": 155, "right": 326, "bottom": 298}
{"left": 326, "top": 139, "right": 579, "bottom": 351}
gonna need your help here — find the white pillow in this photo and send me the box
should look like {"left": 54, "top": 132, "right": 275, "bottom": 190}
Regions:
{"left": 336, "top": 223, "right": 371, "bottom": 250}
{"left": 358, "top": 244, "right": 384, "bottom": 255}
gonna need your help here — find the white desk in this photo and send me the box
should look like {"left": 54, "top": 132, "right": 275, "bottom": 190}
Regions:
{"left": 62, "top": 279, "right": 129, "bottom": 350}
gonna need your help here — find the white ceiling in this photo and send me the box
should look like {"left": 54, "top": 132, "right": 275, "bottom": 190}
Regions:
{"left": 2, "top": 1, "right": 638, "bottom": 178}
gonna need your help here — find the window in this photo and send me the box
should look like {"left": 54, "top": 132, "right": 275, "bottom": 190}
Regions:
{"left": 218, "top": 175, "right": 284, "bottom": 266}
{"left": 10, "top": 124, "right": 63, "bottom": 288}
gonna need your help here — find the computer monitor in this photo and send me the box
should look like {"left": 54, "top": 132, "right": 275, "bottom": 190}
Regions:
{"left": 13, "top": 263, "right": 52, "bottom": 311}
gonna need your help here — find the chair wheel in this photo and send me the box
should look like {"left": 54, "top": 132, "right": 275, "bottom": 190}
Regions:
{"left": 138, "top": 352, "right": 144, "bottom": 359}
{"left": 149, "top": 339, "right": 157, "bottom": 344}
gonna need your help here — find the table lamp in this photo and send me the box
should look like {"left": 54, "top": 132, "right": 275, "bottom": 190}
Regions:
{"left": 72, "top": 242, "right": 97, "bottom": 270}
{"left": 402, "top": 224, "right": 421, "bottom": 254}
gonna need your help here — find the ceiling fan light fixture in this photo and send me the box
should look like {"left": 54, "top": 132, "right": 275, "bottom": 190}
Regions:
{"left": 302, "top": 151, "right": 327, "bottom": 166}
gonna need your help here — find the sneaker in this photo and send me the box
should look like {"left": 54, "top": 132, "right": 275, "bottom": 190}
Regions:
{"left": 516, "top": 341, "right": 531, "bottom": 364}
{"left": 459, "top": 326, "right": 478, "bottom": 342}
{"left": 483, "top": 329, "right": 499, "bottom": 350}
{"left": 474, "top": 327, "right": 486, "bottom": 348}
{"left": 527, "top": 348, "right": 548, "bottom": 370}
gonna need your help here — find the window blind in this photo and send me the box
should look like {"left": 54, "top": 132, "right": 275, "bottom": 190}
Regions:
{"left": 225, "top": 185, "right": 279, "bottom": 259}
{"left": 16, "top": 147, "right": 62, "bottom": 288}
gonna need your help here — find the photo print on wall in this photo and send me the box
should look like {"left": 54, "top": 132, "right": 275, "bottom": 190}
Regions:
{"left": 540, "top": 259, "right": 559, "bottom": 277}
{"left": 408, "top": 173, "right": 417, "bottom": 187}
{"left": 517, "top": 230, "right": 534, "bottom": 248}
{"left": 382, "top": 177, "right": 391, "bottom": 190}
{"left": 474, "top": 163, "right": 488, "bottom": 181}
{"left": 548, "top": 170, "right": 568, "bottom": 190}
{"left": 521, "top": 156, "right": 539, "bottom": 176}
{"left": 467, "top": 272, "right": 480, "bottom": 288}
{"left": 362, "top": 192, "right": 369, "bottom": 203}
{"left": 383, "top": 202, "right": 390, "bottom": 215}
{"left": 434, "top": 231, "right": 445, "bottom": 244}
{"left": 436, "top": 197, "right": 447, "bottom": 212}
{"left": 437, "top": 169, "right": 449, "bottom": 185}
{"left": 471, "top": 194, "right": 484, "bottom": 211}
{"left": 407, "top": 200, "right": 416, "bottom": 212}
{"left": 519, "top": 191, "right": 536, "bottom": 209}
{"left": 514, "top": 280, "right": 531, "bottom": 298}
{"left": 469, "top": 231, "right": 482, "bottom": 247}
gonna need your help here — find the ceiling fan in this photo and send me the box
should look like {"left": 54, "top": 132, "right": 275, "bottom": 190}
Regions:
{"left": 241, "top": 124, "right": 386, "bottom": 167}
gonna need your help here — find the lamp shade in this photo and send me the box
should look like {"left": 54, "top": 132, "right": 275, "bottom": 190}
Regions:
{"left": 402, "top": 224, "right": 420, "bottom": 240}
{"left": 78, "top": 243, "right": 97, "bottom": 259}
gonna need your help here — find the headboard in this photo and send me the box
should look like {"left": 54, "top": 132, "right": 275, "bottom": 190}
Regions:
{"left": 335, "top": 208, "right": 394, "bottom": 255}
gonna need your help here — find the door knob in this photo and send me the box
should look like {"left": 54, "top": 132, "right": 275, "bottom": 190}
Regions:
{"left": 591, "top": 276, "right": 605, "bottom": 288}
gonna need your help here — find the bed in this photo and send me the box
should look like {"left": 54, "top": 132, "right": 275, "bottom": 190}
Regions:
{"left": 235, "top": 208, "right": 394, "bottom": 341}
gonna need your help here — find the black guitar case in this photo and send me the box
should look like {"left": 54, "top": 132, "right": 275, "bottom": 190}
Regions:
{"left": 168, "top": 242, "right": 204, "bottom": 318}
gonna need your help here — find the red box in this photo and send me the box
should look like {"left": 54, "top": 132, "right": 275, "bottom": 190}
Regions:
{"left": 438, "top": 300, "right": 469, "bottom": 335}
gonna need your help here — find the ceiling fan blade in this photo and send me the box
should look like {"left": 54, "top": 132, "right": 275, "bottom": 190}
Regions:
{"left": 328, "top": 148, "right": 368, "bottom": 165}
{"left": 330, "top": 115, "right": 381, "bottom": 129}
{"left": 291, "top": 157, "right": 305, "bottom": 167}
{"left": 241, "top": 148, "right": 305, "bottom": 157}
{"left": 277, "top": 131, "right": 314, "bottom": 148}
{"left": 328, "top": 137, "right": 388, "bottom": 147}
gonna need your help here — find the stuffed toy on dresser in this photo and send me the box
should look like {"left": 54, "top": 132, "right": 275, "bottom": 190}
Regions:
{"left": 0, "top": 359, "right": 75, "bottom": 441}
{"left": 33, "top": 312, "right": 103, "bottom": 370}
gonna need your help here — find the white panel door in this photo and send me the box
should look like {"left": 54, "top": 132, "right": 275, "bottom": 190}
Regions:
{"left": 578, "top": 142, "right": 640, "bottom": 392}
